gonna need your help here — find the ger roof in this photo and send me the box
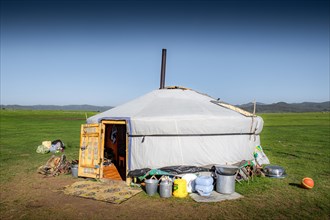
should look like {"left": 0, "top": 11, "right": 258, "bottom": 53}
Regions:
{"left": 87, "top": 87, "right": 263, "bottom": 135}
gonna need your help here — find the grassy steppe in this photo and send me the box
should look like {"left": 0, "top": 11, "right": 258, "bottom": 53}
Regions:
{"left": 0, "top": 110, "right": 97, "bottom": 183}
{"left": 0, "top": 110, "right": 329, "bottom": 219}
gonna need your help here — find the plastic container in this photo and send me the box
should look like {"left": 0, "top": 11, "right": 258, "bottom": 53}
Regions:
{"left": 182, "top": 174, "right": 197, "bottom": 193}
{"left": 195, "top": 176, "right": 214, "bottom": 186}
{"left": 195, "top": 176, "right": 214, "bottom": 197}
{"left": 160, "top": 180, "right": 173, "bottom": 198}
{"left": 145, "top": 178, "right": 159, "bottom": 196}
{"left": 71, "top": 164, "right": 78, "bottom": 178}
{"left": 173, "top": 179, "right": 188, "bottom": 198}
{"left": 216, "top": 174, "right": 235, "bottom": 194}
{"left": 195, "top": 184, "right": 214, "bottom": 196}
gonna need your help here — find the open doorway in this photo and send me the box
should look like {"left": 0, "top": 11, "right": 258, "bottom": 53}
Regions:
{"left": 103, "top": 123, "right": 127, "bottom": 180}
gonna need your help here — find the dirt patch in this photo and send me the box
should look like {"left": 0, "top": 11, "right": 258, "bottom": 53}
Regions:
{"left": 0, "top": 172, "right": 245, "bottom": 219}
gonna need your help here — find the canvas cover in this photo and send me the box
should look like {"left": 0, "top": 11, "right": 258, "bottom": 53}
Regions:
{"left": 87, "top": 88, "right": 264, "bottom": 170}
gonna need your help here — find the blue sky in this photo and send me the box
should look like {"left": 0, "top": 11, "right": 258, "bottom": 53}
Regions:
{"left": 1, "top": 0, "right": 329, "bottom": 106}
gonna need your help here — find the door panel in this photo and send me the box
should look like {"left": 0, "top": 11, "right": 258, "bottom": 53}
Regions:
{"left": 78, "top": 123, "right": 104, "bottom": 178}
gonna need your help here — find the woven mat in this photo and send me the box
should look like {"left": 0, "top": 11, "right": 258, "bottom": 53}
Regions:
{"left": 190, "top": 191, "right": 243, "bottom": 203}
{"left": 63, "top": 180, "right": 142, "bottom": 204}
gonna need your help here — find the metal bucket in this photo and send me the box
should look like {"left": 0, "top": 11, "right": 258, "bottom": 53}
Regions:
{"left": 145, "top": 178, "right": 159, "bottom": 196}
{"left": 215, "top": 165, "right": 239, "bottom": 175}
{"left": 71, "top": 164, "right": 78, "bottom": 178}
{"left": 216, "top": 174, "right": 235, "bottom": 194}
{"left": 159, "top": 180, "right": 172, "bottom": 198}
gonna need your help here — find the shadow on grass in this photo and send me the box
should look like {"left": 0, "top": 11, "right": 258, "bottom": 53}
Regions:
{"left": 289, "top": 183, "right": 303, "bottom": 188}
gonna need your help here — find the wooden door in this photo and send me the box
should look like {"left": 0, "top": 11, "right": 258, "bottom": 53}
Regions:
{"left": 78, "top": 123, "right": 105, "bottom": 178}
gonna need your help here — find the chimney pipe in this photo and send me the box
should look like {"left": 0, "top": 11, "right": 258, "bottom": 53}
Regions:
{"left": 160, "top": 48, "right": 167, "bottom": 89}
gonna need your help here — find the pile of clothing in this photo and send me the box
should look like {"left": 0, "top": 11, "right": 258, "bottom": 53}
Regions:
{"left": 36, "top": 140, "right": 65, "bottom": 154}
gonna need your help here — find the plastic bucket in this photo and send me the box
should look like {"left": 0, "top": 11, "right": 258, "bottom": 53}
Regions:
{"left": 71, "top": 164, "right": 78, "bottom": 178}
{"left": 145, "top": 178, "right": 158, "bottom": 196}
{"left": 216, "top": 174, "right": 235, "bottom": 194}
{"left": 160, "top": 180, "right": 173, "bottom": 198}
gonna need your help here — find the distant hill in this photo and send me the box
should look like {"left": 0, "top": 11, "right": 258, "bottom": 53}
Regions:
{"left": 1, "top": 101, "right": 329, "bottom": 113}
{"left": 237, "top": 101, "right": 330, "bottom": 113}
{"left": 0, "top": 104, "right": 113, "bottom": 112}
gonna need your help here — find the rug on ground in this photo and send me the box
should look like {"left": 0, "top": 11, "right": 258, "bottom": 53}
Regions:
{"left": 63, "top": 180, "right": 142, "bottom": 204}
{"left": 190, "top": 191, "right": 243, "bottom": 203}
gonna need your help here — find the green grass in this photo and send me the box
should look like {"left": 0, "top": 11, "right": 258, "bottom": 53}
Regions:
{"left": 235, "top": 112, "right": 330, "bottom": 218}
{"left": 0, "top": 110, "right": 97, "bottom": 183}
{"left": 0, "top": 110, "right": 329, "bottom": 218}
